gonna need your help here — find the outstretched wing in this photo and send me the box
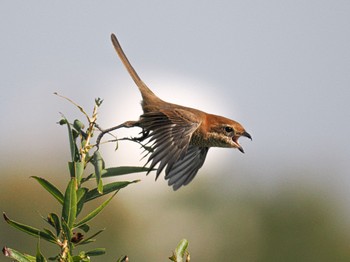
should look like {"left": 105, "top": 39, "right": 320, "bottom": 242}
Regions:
{"left": 139, "top": 108, "right": 201, "bottom": 182}
{"left": 165, "top": 145, "right": 209, "bottom": 190}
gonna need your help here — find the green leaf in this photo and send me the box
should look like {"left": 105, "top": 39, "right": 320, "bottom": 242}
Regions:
{"left": 85, "top": 153, "right": 93, "bottom": 165}
{"left": 31, "top": 176, "right": 64, "bottom": 205}
{"left": 72, "top": 255, "right": 89, "bottom": 262}
{"left": 47, "top": 213, "right": 61, "bottom": 236}
{"left": 62, "top": 178, "right": 77, "bottom": 229}
{"left": 81, "top": 166, "right": 150, "bottom": 183}
{"left": 80, "top": 173, "right": 94, "bottom": 184}
{"left": 73, "top": 119, "right": 85, "bottom": 132}
{"left": 68, "top": 162, "right": 74, "bottom": 179}
{"left": 92, "top": 151, "right": 104, "bottom": 194}
{"left": 75, "top": 192, "right": 117, "bottom": 228}
{"left": 85, "top": 180, "right": 139, "bottom": 202}
{"left": 48, "top": 255, "right": 60, "bottom": 261}
{"left": 58, "top": 118, "right": 68, "bottom": 125}
{"left": 76, "top": 187, "right": 88, "bottom": 216}
{"left": 3, "top": 213, "right": 57, "bottom": 244}
{"left": 101, "top": 166, "right": 151, "bottom": 178}
{"left": 77, "top": 223, "right": 90, "bottom": 233}
{"left": 170, "top": 239, "right": 189, "bottom": 262}
{"left": 2, "top": 246, "right": 36, "bottom": 262}
{"left": 76, "top": 229, "right": 105, "bottom": 246}
{"left": 61, "top": 115, "right": 78, "bottom": 162}
{"left": 77, "top": 187, "right": 88, "bottom": 203}
{"left": 85, "top": 248, "right": 105, "bottom": 256}
{"left": 175, "top": 239, "right": 189, "bottom": 258}
{"left": 43, "top": 229, "right": 58, "bottom": 242}
{"left": 68, "top": 161, "right": 84, "bottom": 182}
{"left": 75, "top": 161, "right": 84, "bottom": 183}
{"left": 36, "top": 241, "right": 47, "bottom": 262}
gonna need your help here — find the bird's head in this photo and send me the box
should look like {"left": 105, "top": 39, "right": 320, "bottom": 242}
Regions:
{"left": 204, "top": 114, "right": 252, "bottom": 153}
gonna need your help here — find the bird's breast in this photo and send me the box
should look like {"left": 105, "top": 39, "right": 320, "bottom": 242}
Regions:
{"left": 189, "top": 130, "right": 221, "bottom": 147}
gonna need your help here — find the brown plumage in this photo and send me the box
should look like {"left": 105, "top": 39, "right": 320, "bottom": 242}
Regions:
{"left": 110, "top": 33, "right": 251, "bottom": 190}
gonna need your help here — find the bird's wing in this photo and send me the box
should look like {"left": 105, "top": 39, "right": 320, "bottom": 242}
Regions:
{"left": 139, "top": 109, "right": 201, "bottom": 181}
{"left": 165, "top": 145, "right": 209, "bottom": 190}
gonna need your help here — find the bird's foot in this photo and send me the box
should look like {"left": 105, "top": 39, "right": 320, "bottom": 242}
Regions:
{"left": 95, "top": 120, "right": 139, "bottom": 148}
{"left": 132, "top": 130, "right": 149, "bottom": 142}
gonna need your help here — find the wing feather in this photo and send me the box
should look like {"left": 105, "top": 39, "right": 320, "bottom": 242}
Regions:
{"left": 139, "top": 110, "right": 201, "bottom": 181}
{"left": 165, "top": 146, "right": 209, "bottom": 190}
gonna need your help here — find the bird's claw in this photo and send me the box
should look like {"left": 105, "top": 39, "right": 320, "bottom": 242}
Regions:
{"left": 133, "top": 130, "right": 149, "bottom": 142}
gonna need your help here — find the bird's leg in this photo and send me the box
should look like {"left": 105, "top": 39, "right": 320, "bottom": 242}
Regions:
{"left": 133, "top": 129, "right": 149, "bottom": 142}
{"left": 95, "top": 120, "right": 139, "bottom": 148}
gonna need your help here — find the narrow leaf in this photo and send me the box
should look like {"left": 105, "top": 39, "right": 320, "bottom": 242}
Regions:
{"left": 68, "top": 162, "right": 75, "bottom": 178}
{"left": 76, "top": 229, "right": 105, "bottom": 246}
{"left": 47, "top": 213, "right": 61, "bottom": 236}
{"left": 77, "top": 188, "right": 87, "bottom": 203}
{"left": 85, "top": 180, "right": 139, "bottom": 202}
{"left": 76, "top": 187, "right": 88, "bottom": 216}
{"left": 62, "top": 178, "right": 77, "bottom": 229}
{"left": 72, "top": 255, "right": 89, "bottom": 262}
{"left": 48, "top": 255, "right": 59, "bottom": 261}
{"left": 82, "top": 166, "right": 149, "bottom": 183}
{"left": 175, "top": 239, "right": 189, "bottom": 258}
{"left": 43, "top": 229, "right": 57, "bottom": 242}
{"left": 75, "top": 192, "right": 117, "bottom": 228}
{"left": 80, "top": 173, "right": 94, "bottom": 184}
{"left": 61, "top": 115, "right": 77, "bottom": 162}
{"left": 101, "top": 166, "right": 151, "bottom": 178}
{"left": 3, "top": 213, "right": 57, "bottom": 244}
{"left": 75, "top": 161, "right": 84, "bottom": 184}
{"left": 76, "top": 239, "right": 95, "bottom": 245}
{"left": 31, "top": 176, "right": 64, "bottom": 205}
{"left": 93, "top": 151, "right": 104, "bottom": 194}
{"left": 36, "top": 241, "right": 47, "bottom": 262}
{"left": 68, "top": 161, "right": 84, "bottom": 182}
{"left": 85, "top": 248, "right": 106, "bottom": 256}
{"left": 77, "top": 223, "right": 90, "bottom": 233}
{"left": 2, "top": 246, "right": 36, "bottom": 262}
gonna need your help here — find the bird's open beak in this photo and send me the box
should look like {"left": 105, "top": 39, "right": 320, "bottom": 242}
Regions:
{"left": 233, "top": 131, "right": 252, "bottom": 154}
{"left": 232, "top": 136, "right": 245, "bottom": 153}
{"left": 242, "top": 131, "right": 252, "bottom": 140}
{"left": 237, "top": 145, "right": 245, "bottom": 153}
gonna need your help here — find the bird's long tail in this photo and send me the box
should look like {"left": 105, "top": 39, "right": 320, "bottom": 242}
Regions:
{"left": 111, "top": 33, "right": 161, "bottom": 108}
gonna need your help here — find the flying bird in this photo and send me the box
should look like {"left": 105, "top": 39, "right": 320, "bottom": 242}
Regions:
{"left": 108, "top": 33, "right": 251, "bottom": 190}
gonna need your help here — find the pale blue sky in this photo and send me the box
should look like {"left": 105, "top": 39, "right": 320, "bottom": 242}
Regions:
{"left": 1, "top": 1, "right": 350, "bottom": 200}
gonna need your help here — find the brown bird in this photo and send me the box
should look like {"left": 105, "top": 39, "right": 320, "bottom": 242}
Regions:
{"left": 108, "top": 33, "right": 251, "bottom": 190}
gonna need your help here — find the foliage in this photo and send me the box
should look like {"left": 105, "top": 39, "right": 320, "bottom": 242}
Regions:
{"left": 2, "top": 95, "right": 189, "bottom": 261}
{"left": 169, "top": 239, "right": 190, "bottom": 262}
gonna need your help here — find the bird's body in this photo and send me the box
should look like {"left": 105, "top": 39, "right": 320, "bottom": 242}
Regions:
{"left": 110, "top": 34, "right": 251, "bottom": 190}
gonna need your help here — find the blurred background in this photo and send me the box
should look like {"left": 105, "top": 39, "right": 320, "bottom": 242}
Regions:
{"left": 1, "top": 1, "right": 350, "bottom": 261}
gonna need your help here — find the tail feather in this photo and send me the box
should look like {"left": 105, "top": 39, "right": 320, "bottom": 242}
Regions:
{"left": 111, "top": 33, "right": 161, "bottom": 108}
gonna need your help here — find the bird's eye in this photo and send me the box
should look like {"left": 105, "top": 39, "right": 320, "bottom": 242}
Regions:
{"left": 224, "top": 126, "right": 234, "bottom": 133}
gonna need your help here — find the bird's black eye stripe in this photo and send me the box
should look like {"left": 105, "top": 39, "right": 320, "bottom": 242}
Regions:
{"left": 224, "top": 126, "right": 233, "bottom": 133}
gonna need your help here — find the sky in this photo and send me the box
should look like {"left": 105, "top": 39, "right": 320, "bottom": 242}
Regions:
{"left": 1, "top": 1, "right": 350, "bottom": 199}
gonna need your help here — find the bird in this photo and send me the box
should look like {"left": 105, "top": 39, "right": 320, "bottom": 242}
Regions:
{"left": 109, "top": 33, "right": 251, "bottom": 190}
